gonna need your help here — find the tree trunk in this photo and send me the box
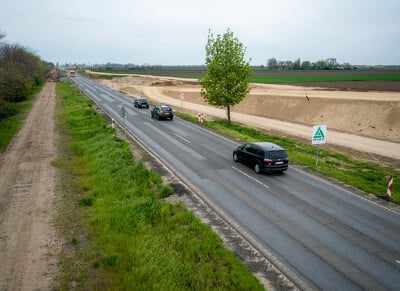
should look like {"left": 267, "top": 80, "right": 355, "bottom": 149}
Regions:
{"left": 227, "top": 105, "right": 231, "bottom": 125}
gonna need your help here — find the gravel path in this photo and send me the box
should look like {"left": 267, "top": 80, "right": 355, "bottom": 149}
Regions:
{"left": 0, "top": 82, "right": 60, "bottom": 290}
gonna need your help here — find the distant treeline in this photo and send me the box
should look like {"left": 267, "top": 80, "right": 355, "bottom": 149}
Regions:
{"left": 0, "top": 32, "right": 53, "bottom": 118}
{"left": 266, "top": 57, "right": 356, "bottom": 70}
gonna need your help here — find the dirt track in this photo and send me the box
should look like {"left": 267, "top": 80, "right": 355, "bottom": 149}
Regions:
{"left": 0, "top": 82, "right": 59, "bottom": 290}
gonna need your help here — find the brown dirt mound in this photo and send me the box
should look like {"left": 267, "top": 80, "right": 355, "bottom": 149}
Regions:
{"left": 291, "top": 81, "right": 400, "bottom": 92}
{"left": 151, "top": 80, "right": 183, "bottom": 86}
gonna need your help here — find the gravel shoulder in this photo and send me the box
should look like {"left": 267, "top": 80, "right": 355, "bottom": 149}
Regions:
{"left": 0, "top": 82, "right": 60, "bottom": 290}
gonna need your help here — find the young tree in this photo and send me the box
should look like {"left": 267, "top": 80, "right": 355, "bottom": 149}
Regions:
{"left": 199, "top": 29, "right": 251, "bottom": 124}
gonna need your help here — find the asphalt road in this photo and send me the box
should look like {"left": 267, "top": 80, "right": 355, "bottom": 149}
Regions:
{"left": 71, "top": 75, "right": 400, "bottom": 290}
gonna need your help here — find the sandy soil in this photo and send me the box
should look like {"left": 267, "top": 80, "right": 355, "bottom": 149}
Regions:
{"left": 0, "top": 82, "right": 60, "bottom": 290}
{"left": 98, "top": 74, "right": 400, "bottom": 161}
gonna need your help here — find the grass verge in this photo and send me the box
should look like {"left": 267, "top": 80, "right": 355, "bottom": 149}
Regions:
{"left": 175, "top": 112, "right": 400, "bottom": 205}
{"left": 0, "top": 84, "right": 43, "bottom": 151}
{"left": 54, "top": 81, "right": 264, "bottom": 290}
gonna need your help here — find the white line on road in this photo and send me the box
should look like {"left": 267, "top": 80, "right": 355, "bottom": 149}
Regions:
{"left": 232, "top": 166, "right": 270, "bottom": 189}
{"left": 174, "top": 133, "right": 191, "bottom": 144}
{"left": 396, "top": 260, "right": 400, "bottom": 265}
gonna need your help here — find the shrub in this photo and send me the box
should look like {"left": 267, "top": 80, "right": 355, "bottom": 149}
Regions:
{"left": 0, "top": 67, "right": 31, "bottom": 102}
{"left": 0, "top": 99, "right": 17, "bottom": 118}
{"left": 79, "top": 197, "right": 94, "bottom": 206}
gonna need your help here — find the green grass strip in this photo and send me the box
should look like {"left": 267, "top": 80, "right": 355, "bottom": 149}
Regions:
{"left": 54, "top": 82, "right": 263, "bottom": 290}
{"left": 176, "top": 113, "right": 399, "bottom": 204}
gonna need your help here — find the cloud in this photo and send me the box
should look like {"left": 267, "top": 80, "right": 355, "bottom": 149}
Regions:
{"left": 1, "top": 0, "right": 399, "bottom": 65}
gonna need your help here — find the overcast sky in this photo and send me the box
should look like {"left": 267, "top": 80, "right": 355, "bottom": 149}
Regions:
{"left": 1, "top": 0, "right": 399, "bottom": 66}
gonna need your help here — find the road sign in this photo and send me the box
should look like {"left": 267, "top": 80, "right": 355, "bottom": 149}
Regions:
{"left": 120, "top": 105, "right": 127, "bottom": 118}
{"left": 312, "top": 125, "right": 327, "bottom": 145}
{"left": 312, "top": 125, "right": 327, "bottom": 166}
{"left": 120, "top": 105, "right": 128, "bottom": 125}
{"left": 386, "top": 176, "right": 393, "bottom": 200}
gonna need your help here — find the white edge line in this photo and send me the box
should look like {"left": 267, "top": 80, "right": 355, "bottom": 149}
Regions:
{"left": 291, "top": 165, "right": 400, "bottom": 215}
{"left": 174, "top": 133, "right": 191, "bottom": 144}
{"left": 232, "top": 166, "right": 270, "bottom": 189}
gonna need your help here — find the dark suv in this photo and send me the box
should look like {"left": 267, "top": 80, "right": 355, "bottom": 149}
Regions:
{"left": 233, "top": 142, "right": 288, "bottom": 173}
{"left": 133, "top": 97, "right": 149, "bottom": 108}
{"left": 151, "top": 105, "right": 173, "bottom": 120}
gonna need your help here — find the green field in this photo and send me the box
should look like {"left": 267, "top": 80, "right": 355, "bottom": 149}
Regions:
{"left": 249, "top": 73, "right": 400, "bottom": 84}
{"left": 89, "top": 67, "right": 400, "bottom": 84}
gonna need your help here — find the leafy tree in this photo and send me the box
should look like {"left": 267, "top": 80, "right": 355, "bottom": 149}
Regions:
{"left": 293, "top": 58, "right": 301, "bottom": 70}
{"left": 199, "top": 29, "right": 251, "bottom": 124}
{"left": 267, "top": 58, "right": 278, "bottom": 69}
{"left": 301, "top": 60, "right": 311, "bottom": 70}
{"left": 0, "top": 32, "right": 52, "bottom": 113}
{"left": 0, "top": 42, "right": 51, "bottom": 104}
{"left": 278, "top": 60, "right": 293, "bottom": 70}
{"left": 0, "top": 66, "right": 31, "bottom": 102}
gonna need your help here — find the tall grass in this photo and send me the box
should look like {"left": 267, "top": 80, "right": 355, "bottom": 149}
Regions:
{"left": 54, "top": 82, "right": 263, "bottom": 290}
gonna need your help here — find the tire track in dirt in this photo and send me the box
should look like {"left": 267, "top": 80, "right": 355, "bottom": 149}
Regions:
{"left": 0, "top": 82, "right": 60, "bottom": 290}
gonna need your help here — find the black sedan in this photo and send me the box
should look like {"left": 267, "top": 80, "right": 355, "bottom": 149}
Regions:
{"left": 233, "top": 142, "right": 289, "bottom": 173}
{"left": 133, "top": 97, "right": 149, "bottom": 108}
{"left": 151, "top": 105, "right": 173, "bottom": 120}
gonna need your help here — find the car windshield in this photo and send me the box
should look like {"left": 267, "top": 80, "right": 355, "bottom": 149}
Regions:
{"left": 265, "top": 150, "right": 287, "bottom": 159}
{"left": 161, "top": 106, "right": 171, "bottom": 111}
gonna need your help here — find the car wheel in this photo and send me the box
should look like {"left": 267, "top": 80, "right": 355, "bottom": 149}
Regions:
{"left": 233, "top": 152, "right": 238, "bottom": 162}
{"left": 170, "top": 116, "right": 173, "bottom": 121}
{"left": 254, "top": 163, "right": 261, "bottom": 173}
{"left": 157, "top": 114, "right": 161, "bottom": 120}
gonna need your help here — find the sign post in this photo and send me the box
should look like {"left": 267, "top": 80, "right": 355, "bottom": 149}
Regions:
{"left": 386, "top": 176, "right": 393, "bottom": 200}
{"left": 312, "top": 125, "right": 327, "bottom": 167}
{"left": 120, "top": 105, "right": 127, "bottom": 125}
{"left": 180, "top": 92, "right": 185, "bottom": 109}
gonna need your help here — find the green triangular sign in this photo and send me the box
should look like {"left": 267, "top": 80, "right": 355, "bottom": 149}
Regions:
{"left": 313, "top": 127, "right": 325, "bottom": 139}
{"left": 120, "top": 105, "right": 127, "bottom": 118}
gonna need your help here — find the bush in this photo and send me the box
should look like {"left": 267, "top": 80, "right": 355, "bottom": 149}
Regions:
{"left": 0, "top": 43, "right": 52, "bottom": 103}
{"left": 0, "top": 99, "right": 17, "bottom": 118}
{"left": 0, "top": 67, "right": 31, "bottom": 102}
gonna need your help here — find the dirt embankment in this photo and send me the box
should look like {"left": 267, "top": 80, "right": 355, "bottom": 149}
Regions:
{"left": 0, "top": 82, "right": 60, "bottom": 290}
